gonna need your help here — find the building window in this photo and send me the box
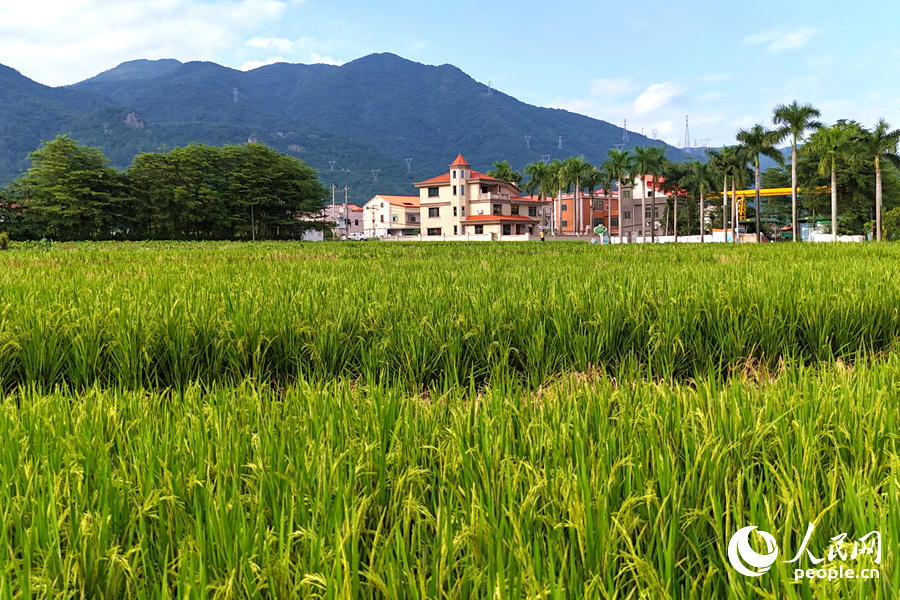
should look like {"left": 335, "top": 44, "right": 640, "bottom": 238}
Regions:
{"left": 452, "top": 185, "right": 457, "bottom": 195}
{"left": 354, "top": 219, "right": 359, "bottom": 226}
{"left": 647, "top": 189, "right": 653, "bottom": 197}
{"left": 511, "top": 205, "right": 519, "bottom": 215}
{"left": 380, "top": 215, "right": 384, "bottom": 222}
{"left": 592, "top": 200, "right": 603, "bottom": 211}
{"left": 528, "top": 206, "right": 537, "bottom": 217}
{"left": 428, "top": 187, "right": 439, "bottom": 197}
{"left": 561, "top": 220, "right": 568, "bottom": 228}
{"left": 561, "top": 203, "right": 567, "bottom": 211}
{"left": 502, "top": 224, "right": 511, "bottom": 235}
{"left": 654, "top": 207, "right": 660, "bottom": 218}
{"left": 624, "top": 211, "right": 631, "bottom": 221}
{"left": 453, "top": 225, "right": 458, "bottom": 235}
{"left": 645, "top": 206, "right": 653, "bottom": 219}
{"left": 475, "top": 225, "right": 484, "bottom": 234}
{"left": 392, "top": 214, "right": 398, "bottom": 222}
{"left": 453, "top": 206, "right": 457, "bottom": 217}
{"left": 611, "top": 217, "right": 619, "bottom": 227}
{"left": 460, "top": 184, "right": 465, "bottom": 195}
{"left": 492, "top": 204, "right": 502, "bottom": 215}
{"left": 452, "top": 170, "right": 457, "bottom": 179}
{"left": 593, "top": 218, "right": 603, "bottom": 227}
{"left": 623, "top": 190, "right": 631, "bottom": 200}
{"left": 461, "top": 207, "right": 466, "bottom": 216}
{"left": 428, "top": 207, "right": 439, "bottom": 218}
{"left": 427, "top": 228, "right": 441, "bottom": 236}
{"left": 461, "top": 225, "right": 466, "bottom": 234}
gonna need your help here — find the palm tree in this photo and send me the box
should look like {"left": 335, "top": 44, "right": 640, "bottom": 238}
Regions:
{"left": 601, "top": 149, "right": 633, "bottom": 241}
{"left": 631, "top": 146, "right": 654, "bottom": 241}
{"left": 582, "top": 166, "right": 605, "bottom": 233}
{"left": 689, "top": 161, "right": 716, "bottom": 243}
{"left": 858, "top": 119, "right": 900, "bottom": 241}
{"left": 804, "top": 122, "right": 860, "bottom": 241}
{"left": 563, "top": 156, "right": 594, "bottom": 234}
{"left": 722, "top": 146, "right": 750, "bottom": 243}
{"left": 524, "top": 160, "right": 557, "bottom": 231}
{"left": 772, "top": 101, "right": 822, "bottom": 241}
{"left": 660, "top": 160, "right": 691, "bottom": 241}
{"left": 736, "top": 124, "right": 784, "bottom": 242}
{"left": 706, "top": 148, "right": 729, "bottom": 234}
{"left": 487, "top": 160, "right": 523, "bottom": 185}
{"left": 644, "top": 146, "right": 668, "bottom": 242}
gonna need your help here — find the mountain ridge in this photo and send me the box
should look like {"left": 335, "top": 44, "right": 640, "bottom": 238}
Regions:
{"left": 2, "top": 53, "right": 678, "bottom": 200}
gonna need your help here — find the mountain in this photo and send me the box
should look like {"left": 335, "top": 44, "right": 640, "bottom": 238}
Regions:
{"left": 1, "top": 53, "right": 678, "bottom": 200}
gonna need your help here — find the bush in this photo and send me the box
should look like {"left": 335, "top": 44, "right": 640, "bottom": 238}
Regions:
{"left": 0, "top": 231, "right": 8, "bottom": 250}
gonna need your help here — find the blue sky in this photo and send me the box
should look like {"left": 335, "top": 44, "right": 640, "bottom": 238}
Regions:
{"left": 3, "top": 0, "right": 898, "bottom": 149}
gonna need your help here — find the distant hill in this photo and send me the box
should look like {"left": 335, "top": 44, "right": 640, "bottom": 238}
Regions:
{"left": 1, "top": 53, "right": 678, "bottom": 200}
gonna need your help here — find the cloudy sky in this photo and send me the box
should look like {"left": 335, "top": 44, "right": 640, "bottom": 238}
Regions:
{"left": 2, "top": 0, "right": 897, "bottom": 148}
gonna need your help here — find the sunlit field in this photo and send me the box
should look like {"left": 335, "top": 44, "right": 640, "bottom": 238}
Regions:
{"left": 0, "top": 241, "right": 896, "bottom": 599}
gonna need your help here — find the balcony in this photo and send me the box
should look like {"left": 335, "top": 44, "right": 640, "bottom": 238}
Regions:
{"left": 480, "top": 192, "right": 510, "bottom": 201}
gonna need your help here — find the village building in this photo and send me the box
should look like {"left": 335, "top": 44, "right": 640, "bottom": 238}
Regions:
{"left": 361, "top": 195, "right": 421, "bottom": 237}
{"left": 412, "top": 154, "right": 548, "bottom": 239}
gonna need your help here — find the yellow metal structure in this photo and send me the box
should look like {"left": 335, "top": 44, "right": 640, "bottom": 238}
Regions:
{"left": 738, "top": 198, "right": 747, "bottom": 221}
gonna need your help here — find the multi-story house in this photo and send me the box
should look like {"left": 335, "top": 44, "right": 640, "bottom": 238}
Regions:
{"left": 362, "top": 195, "right": 421, "bottom": 237}
{"left": 414, "top": 154, "right": 548, "bottom": 238}
{"left": 318, "top": 203, "right": 364, "bottom": 239}
{"left": 617, "top": 175, "right": 670, "bottom": 242}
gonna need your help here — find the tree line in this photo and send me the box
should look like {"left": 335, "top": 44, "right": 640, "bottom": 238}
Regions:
{"left": 495, "top": 102, "right": 900, "bottom": 241}
{"left": 0, "top": 136, "right": 330, "bottom": 241}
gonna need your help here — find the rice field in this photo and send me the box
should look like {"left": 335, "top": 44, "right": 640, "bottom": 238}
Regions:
{"left": 0, "top": 241, "right": 897, "bottom": 599}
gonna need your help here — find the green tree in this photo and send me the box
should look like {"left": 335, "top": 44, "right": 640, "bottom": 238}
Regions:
{"left": 772, "top": 101, "right": 822, "bottom": 241}
{"left": 736, "top": 125, "right": 784, "bottom": 241}
{"left": 486, "top": 160, "right": 523, "bottom": 185}
{"left": 857, "top": 119, "right": 900, "bottom": 241}
{"left": 644, "top": 146, "right": 667, "bottom": 242}
{"left": 631, "top": 147, "right": 654, "bottom": 240}
{"left": 19, "top": 135, "right": 124, "bottom": 240}
{"left": 562, "top": 156, "right": 593, "bottom": 233}
{"left": 804, "top": 121, "right": 862, "bottom": 241}
{"left": 600, "top": 149, "right": 633, "bottom": 238}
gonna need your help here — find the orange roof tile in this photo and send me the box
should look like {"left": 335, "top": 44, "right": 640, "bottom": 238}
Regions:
{"left": 375, "top": 195, "right": 420, "bottom": 207}
{"left": 451, "top": 154, "right": 469, "bottom": 166}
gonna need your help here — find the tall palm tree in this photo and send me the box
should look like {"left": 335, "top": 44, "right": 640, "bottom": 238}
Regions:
{"left": 601, "top": 149, "right": 633, "bottom": 241}
{"left": 644, "top": 146, "right": 667, "bottom": 242}
{"left": 722, "top": 146, "right": 749, "bottom": 243}
{"left": 563, "top": 156, "right": 594, "bottom": 234}
{"left": 632, "top": 146, "right": 654, "bottom": 241}
{"left": 804, "top": 122, "right": 859, "bottom": 241}
{"left": 685, "top": 160, "right": 716, "bottom": 243}
{"left": 858, "top": 119, "right": 900, "bottom": 241}
{"left": 660, "top": 160, "right": 691, "bottom": 241}
{"left": 705, "top": 148, "right": 729, "bottom": 234}
{"left": 772, "top": 101, "right": 822, "bottom": 241}
{"left": 736, "top": 124, "right": 784, "bottom": 242}
{"left": 582, "top": 166, "right": 605, "bottom": 232}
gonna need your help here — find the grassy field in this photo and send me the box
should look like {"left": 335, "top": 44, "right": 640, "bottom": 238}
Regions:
{"left": 0, "top": 241, "right": 897, "bottom": 599}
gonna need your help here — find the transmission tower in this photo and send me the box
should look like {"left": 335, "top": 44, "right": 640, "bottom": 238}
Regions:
{"left": 622, "top": 119, "right": 629, "bottom": 143}
{"left": 329, "top": 161, "right": 336, "bottom": 170}
{"left": 541, "top": 154, "right": 551, "bottom": 164}
{"left": 698, "top": 139, "right": 709, "bottom": 152}
{"left": 651, "top": 128, "right": 659, "bottom": 140}
{"left": 614, "top": 144, "right": 625, "bottom": 151}
{"left": 683, "top": 115, "right": 692, "bottom": 159}
{"left": 372, "top": 169, "right": 380, "bottom": 182}
{"left": 233, "top": 88, "right": 238, "bottom": 103}
{"left": 558, "top": 136, "right": 563, "bottom": 149}
{"left": 406, "top": 158, "right": 413, "bottom": 172}
{"left": 524, "top": 135, "right": 532, "bottom": 150}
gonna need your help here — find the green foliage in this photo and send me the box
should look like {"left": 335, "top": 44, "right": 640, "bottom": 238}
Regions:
{"left": 0, "top": 242, "right": 897, "bottom": 599}
{"left": 11, "top": 136, "right": 328, "bottom": 240}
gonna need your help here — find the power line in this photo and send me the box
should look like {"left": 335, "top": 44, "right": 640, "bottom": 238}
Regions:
{"left": 372, "top": 169, "right": 380, "bottom": 182}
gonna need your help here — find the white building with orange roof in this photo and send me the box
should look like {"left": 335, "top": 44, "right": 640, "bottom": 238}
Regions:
{"left": 362, "top": 194, "right": 421, "bottom": 237}
{"left": 413, "top": 154, "right": 549, "bottom": 239}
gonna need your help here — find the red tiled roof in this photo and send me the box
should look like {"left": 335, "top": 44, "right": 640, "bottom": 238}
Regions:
{"left": 375, "top": 195, "right": 420, "bottom": 207}
{"left": 415, "top": 169, "right": 503, "bottom": 186}
{"left": 451, "top": 154, "right": 469, "bottom": 166}
{"left": 347, "top": 204, "right": 363, "bottom": 211}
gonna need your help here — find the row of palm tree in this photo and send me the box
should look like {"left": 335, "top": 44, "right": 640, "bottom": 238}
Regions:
{"left": 516, "top": 102, "right": 900, "bottom": 242}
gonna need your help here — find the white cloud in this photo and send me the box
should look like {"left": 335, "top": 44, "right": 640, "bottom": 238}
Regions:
{"left": 0, "top": 0, "right": 290, "bottom": 85}
{"left": 743, "top": 26, "right": 818, "bottom": 52}
{"left": 634, "top": 82, "right": 683, "bottom": 114}
{"left": 239, "top": 57, "right": 287, "bottom": 70}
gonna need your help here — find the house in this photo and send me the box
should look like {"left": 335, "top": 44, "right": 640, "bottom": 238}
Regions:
{"left": 616, "top": 175, "right": 671, "bottom": 242}
{"left": 414, "top": 154, "right": 548, "bottom": 239}
{"left": 362, "top": 195, "right": 421, "bottom": 237}
{"left": 316, "top": 203, "right": 364, "bottom": 239}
